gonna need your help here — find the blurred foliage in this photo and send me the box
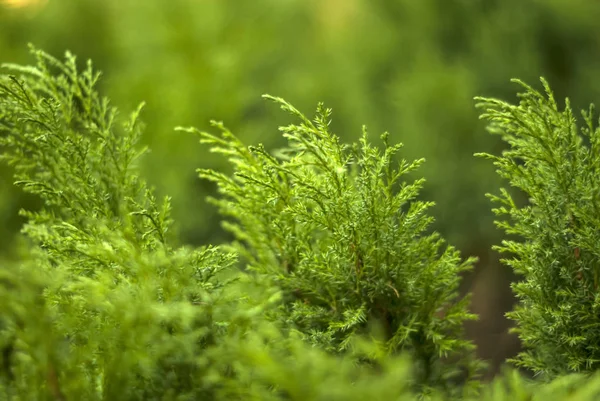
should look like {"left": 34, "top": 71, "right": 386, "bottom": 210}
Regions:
{"left": 2, "top": 0, "right": 600, "bottom": 259}
{"left": 6, "top": 45, "right": 600, "bottom": 400}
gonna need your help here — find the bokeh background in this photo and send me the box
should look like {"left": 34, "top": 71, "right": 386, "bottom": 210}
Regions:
{"left": 2, "top": 0, "right": 600, "bottom": 379}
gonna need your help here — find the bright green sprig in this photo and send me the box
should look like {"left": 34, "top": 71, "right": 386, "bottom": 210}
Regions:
{"left": 182, "top": 94, "right": 483, "bottom": 396}
{"left": 0, "top": 46, "right": 171, "bottom": 257}
{"left": 477, "top": 78, "right": 600, "bottom": 378}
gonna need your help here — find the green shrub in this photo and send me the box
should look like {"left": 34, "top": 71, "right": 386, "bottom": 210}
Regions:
{"left": 0, "top": 45, "right": 240, "bottom": 400}
{"left": 3, "top": 47, "right": 600, "bottom": 400}
{"left": 0, "top": 46, "right": 435, "bottom": 400}
{"left": 182, "top": 95, "right": 482, "bottom": 395}
{"left": 476, "top": 79, "right": 600, "bottom": 378}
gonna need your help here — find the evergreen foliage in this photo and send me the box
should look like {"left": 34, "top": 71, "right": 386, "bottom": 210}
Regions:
{"left": 0, "top": 46, "right": 436, "bottom": 400}
{"left": 466, "top": 368, "right": 600, "bottom": 401}
{"left": 476, "top": 79, "right": 600, "bottom": 378}
{"left": 0, "top": 45, "right": 242, "bottom": 399}
{"left": 3, "top": 47, "right": 600, "bottom": 400}
{"left": 181, "top": 96, "right": 482, "bottom": 395}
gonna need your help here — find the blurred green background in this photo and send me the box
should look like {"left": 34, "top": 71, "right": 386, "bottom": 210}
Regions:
{"left": 2, "top": 0, "right": 600, "bottom": 379}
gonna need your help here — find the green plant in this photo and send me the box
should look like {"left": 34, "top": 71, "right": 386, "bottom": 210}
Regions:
{"left": 6, "top": 46, "right": 600, "bottom": 401}
{"left": 0, "top": 46, "right": 439, "bottom": 401}
{"left": 476, "top": 78, "right": 600, "bottom": 379}
{"left": 182, "top": 96, "right": 484, "bottom": 396}
{"left": 0, "top": 45, "right": 250, "bottom": 400}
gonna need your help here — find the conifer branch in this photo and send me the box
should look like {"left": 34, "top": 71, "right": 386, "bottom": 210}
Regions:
{"left": 477, "top": 78, "right": 600, "bottom": 379}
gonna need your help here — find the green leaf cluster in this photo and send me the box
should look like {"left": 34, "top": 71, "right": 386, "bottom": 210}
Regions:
{"left": 0, "top": 45, "right": 242, "bottom": 400}
{"left": 182, "top": 95, "right": 481, "bottom": 394}
{"left": 476, "top": 79, "right": 600, "bottom": 378}
{"left": 3, "top": 47, "right": 600, "bottom": 400}
{"left": 0, "top": 46, "right": 449, "bottom": 400}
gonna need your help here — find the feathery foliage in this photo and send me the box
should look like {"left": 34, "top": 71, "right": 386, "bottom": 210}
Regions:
{"left": 476, "top": 79, "right": 600, "bottom": 379}
{"left": 5, "top": 46, "right": 600, "bottom": 400}
{"left": 0, "top": 46, "right": 432, "bottom": 401}
{"left": 0, "top": 45, "right": 248, "bottom": 399}
{"left": 181, "top": 95, "right": 483, "bottom": 395}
